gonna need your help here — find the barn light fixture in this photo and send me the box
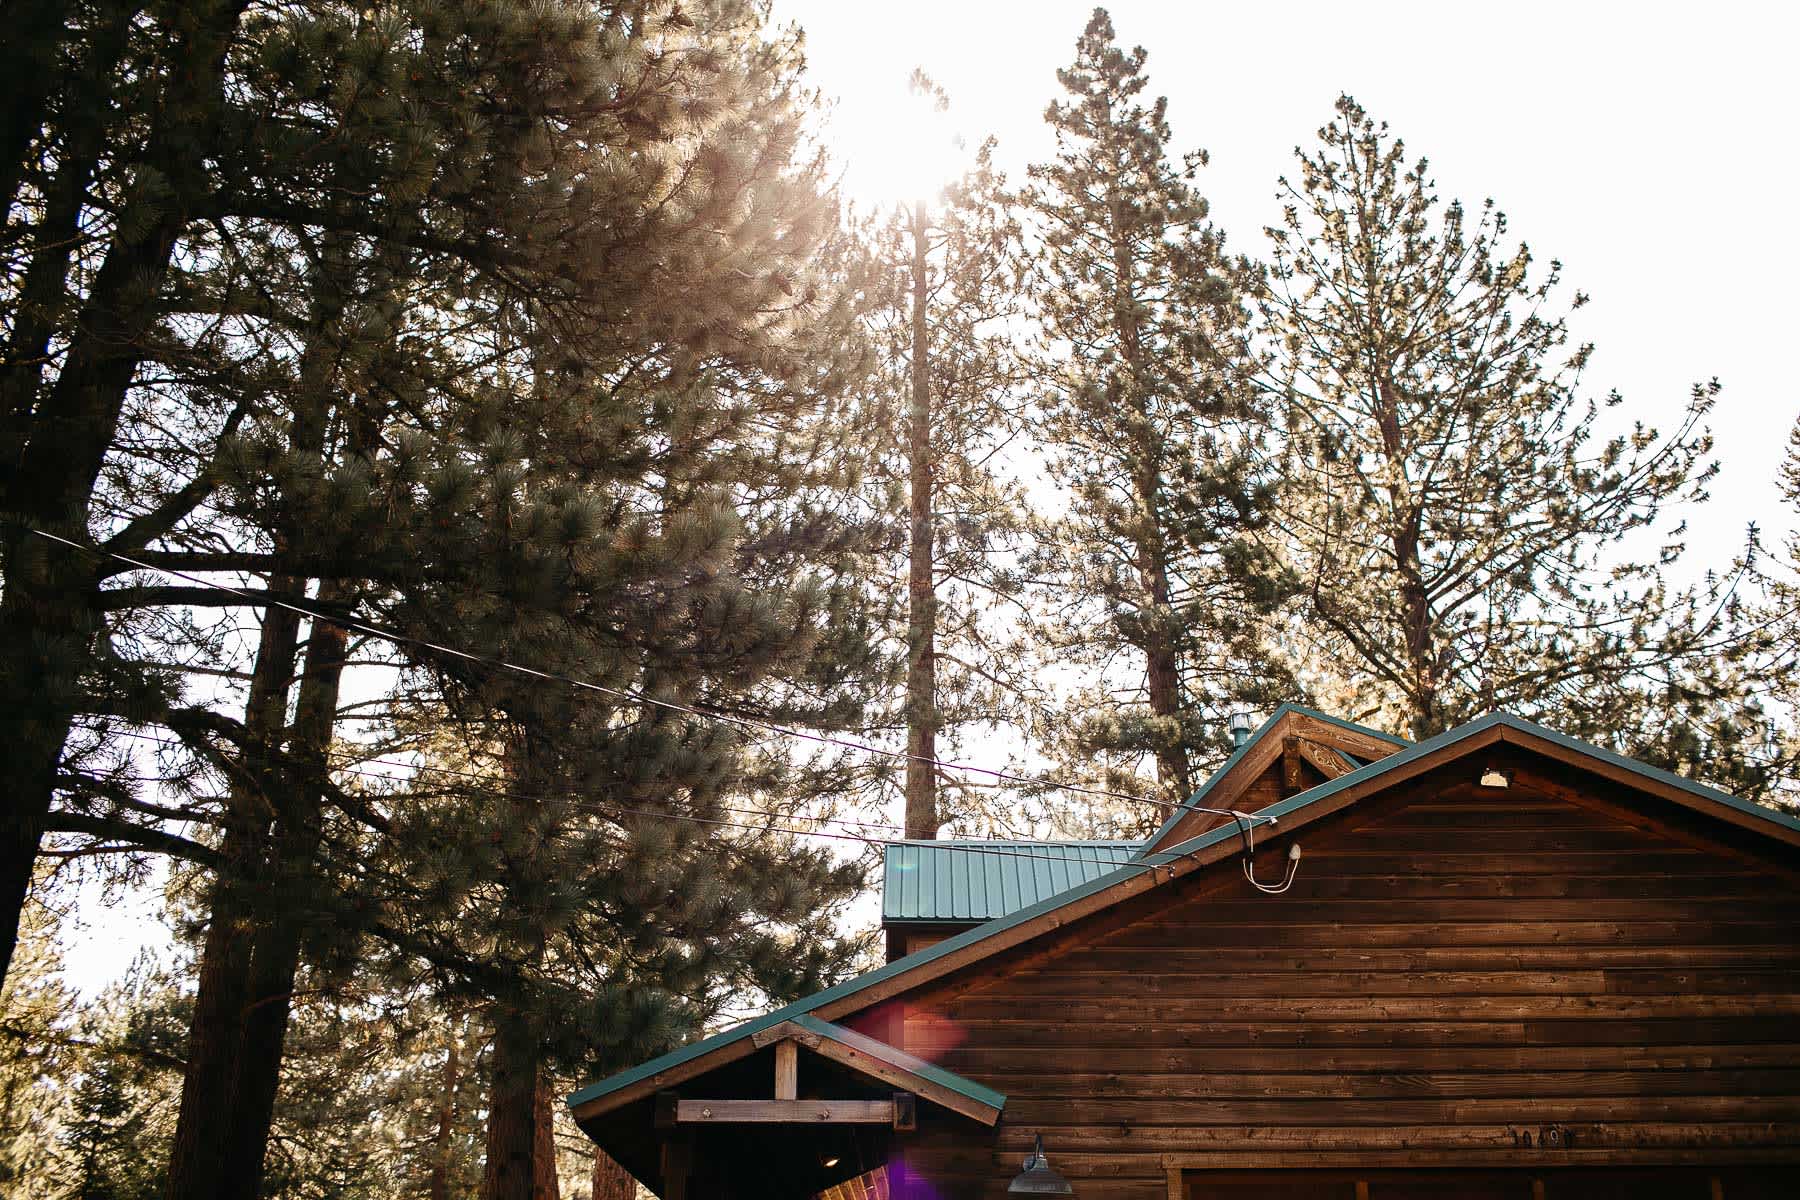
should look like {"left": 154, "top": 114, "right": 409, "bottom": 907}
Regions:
{"left": 1008, "top": 1134, "right": 1074, "bottom": 1194}
{"left": 1478, "top": 766, "right": 1514, "bottom": 789}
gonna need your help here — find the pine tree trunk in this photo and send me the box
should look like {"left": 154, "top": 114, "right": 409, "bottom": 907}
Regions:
{"left": 483, "top": 1005, "right": 538, "bottom": 1200}
{"left": 428, "top": 1020, "right": 463, "bottom": 1200}
{"left": 165, "top": 593, "right": 302, "bottom": 1200}
{"left": 0, "top": 0, "right": 65, "bottom": 224}
{"left": 533, "top": 1074, "right": 561, "bottom": 1200}
{"left": 590, "top": 1149, "right": 635, "bottom": 1200}
{"left": 904, "top": 201, "right": 939, "bottom": 840}
{"left": 1106, "top": 189, "right": 1192, "bottom": 800}
{"left": 1372, "top": 376, "right": 1438, "bottom": 739}
{"left": 0, "top": 3, "right": 130, "bottom": 502}
{"left": 216, "top": 590, "right": 350, "bottom": 1200}
{"left": 0, "top": 0, "right": 248, "bottom": 995}
{"left": 1139, "top": 543, "right": 1191, "bottom": 797}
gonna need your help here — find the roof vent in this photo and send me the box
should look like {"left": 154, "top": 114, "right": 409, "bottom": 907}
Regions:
{"left": 1229, "top": 711, "right": 1254, "bottom": 748}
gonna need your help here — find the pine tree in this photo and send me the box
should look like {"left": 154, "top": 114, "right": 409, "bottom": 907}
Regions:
{"left": 0, "top": 892, "right": 77, "bottom": 1190}
{"left": 110, "top": 4, "right": 878, "bottom": 1197}
{"left": 1258, "top": 94, "right": 1769, "bottom": 776}
{"left": 856, "top": 91, "right": 1034, "bottom": 838}
{"left": 0, "top": 0, "right": 879, "bottom": 1193}
{"left": 0, "top": 0, "right": 246, "bottom": 992}
{"left": 1021, "top": 8, "right": 1284, "bottom": 820}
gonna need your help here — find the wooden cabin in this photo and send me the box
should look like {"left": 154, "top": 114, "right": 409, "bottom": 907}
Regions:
{"left": 568, "top": 706, "right": 1800, "bottom": 1199}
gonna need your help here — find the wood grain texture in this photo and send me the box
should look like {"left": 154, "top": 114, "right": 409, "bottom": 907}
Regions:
{"left": 895, "top": 756, "right": 1800, "bottom": 1198}
{"left": 674, "top": 1098, "right": 894, "bottom": 1124}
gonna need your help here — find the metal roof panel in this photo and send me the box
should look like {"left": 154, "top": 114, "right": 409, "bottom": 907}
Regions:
{"left": 879, "top": 839, "right": 1142, "bottom": 924}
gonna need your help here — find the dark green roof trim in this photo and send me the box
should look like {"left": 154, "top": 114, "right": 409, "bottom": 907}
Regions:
{"left": 1134, "top": 703, "right": 1409, "bottom": 860}
{"left": 1490, "top": 712, "right": 1800, "bottom": 835}
{"left": 1150, "top": 710, "right": 1800, "bottom": 863}
{"left": 787, "top": 1013, "right": 1007, "bottom": 1112}
{"left": 569, "top": 710, "right": 1799, "bottom": 1115}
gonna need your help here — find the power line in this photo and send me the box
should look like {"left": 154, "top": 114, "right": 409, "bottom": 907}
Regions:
{"left": 39, "top": 528, "right": 1262, "bottom": 827}
{"left": 105, "top": 727, "right": 1185, "bottom": 871}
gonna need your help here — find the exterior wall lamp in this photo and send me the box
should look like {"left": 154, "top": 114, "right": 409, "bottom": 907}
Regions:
{"left": 1008, "top": 1134, "right": 1074, "bottom": 1194}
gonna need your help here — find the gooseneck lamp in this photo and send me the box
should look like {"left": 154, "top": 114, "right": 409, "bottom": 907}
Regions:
{"left": 1007, "top": 1134, "right": 1074, "bottom": 1194}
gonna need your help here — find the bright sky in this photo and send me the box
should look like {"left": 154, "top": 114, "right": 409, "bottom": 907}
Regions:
{"left": 775, "top": 0, "right": 1800, "bottom": 555}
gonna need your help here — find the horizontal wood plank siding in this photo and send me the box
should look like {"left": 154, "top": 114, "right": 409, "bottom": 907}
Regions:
{"left": 895, "top": 759, "right": 1800, "bottom": 1198}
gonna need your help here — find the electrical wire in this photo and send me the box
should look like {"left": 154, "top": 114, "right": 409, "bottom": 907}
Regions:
{"left": 104, "top": 727, "right": 1188, "bottom": 871}
{"left": 36, "top": 527, "right": 1269, "bottom": 828}
{"left": 1229, "top": 810, "right": 1301, "bottom": 894}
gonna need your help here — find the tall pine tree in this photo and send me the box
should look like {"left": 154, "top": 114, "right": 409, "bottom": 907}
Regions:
{"left": 1021, "top": 8, "right": 1284, "bottom": 821}
{"left": 857, "top": 96, "right": 1033, "bottom": 838}
{"left": 1258, "top": 94, "right": 1773, "bottom": 789}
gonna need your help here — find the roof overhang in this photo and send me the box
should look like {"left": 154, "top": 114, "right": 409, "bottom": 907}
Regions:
{"left": 570, "top": 1010, "right": 1003, "bottom": 1128}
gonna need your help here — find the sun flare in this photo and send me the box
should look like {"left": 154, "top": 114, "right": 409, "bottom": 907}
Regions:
{"left": 822, "top": 73, "right": 970, "bottom": 214}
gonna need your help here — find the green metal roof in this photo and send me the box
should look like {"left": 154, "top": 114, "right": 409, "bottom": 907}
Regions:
{"left": 882, "top": 838, "right": 1143, "bottom": 924}
{"left": 787, "top": 1014, "right": 1007, "bottom": 1112}
{"left": 569, "top": 711, "right": 1800, "bottom": 1117}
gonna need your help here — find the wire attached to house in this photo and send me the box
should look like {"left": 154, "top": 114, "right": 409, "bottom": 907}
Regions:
{"left": 34, "top": 528, "right": 1273, "bottom": 828}
{"left": 1228, "top": 810, "right": 1302, "bottom": 894}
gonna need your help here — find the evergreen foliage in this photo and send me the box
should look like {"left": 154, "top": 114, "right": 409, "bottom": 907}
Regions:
{"left": 1257, "top": 95, "right": 1780, "bottom": 795}
{"left": 1020, "top": 8, "right": 1288, "bottom": 825}
{"left": 857, "top": 118, "right": 1036, "bottom": 838}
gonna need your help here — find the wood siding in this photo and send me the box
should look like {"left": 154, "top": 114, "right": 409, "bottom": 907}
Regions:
{"left": 894, "top": 750, "right": 1800, "bottom": 1198}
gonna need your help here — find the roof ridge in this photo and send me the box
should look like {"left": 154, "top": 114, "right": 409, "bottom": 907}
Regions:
{"left": 1135, "top": 703, "right": 1410, "bottom": 858}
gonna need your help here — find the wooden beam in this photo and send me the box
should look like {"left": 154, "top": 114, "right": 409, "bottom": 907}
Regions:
{"left": 1166, "top": 1166, "right": 1183, "bottom": 1199}
{"left": 1281, "top": 738, "right": 1308, "bottom": 794}
{"left": 750, "top": 1020, "right": 821, "bottom": 1051}
{"left": 572, "top": 1032, "right": 764, "bottom": 1121}
{"left": 1294, "top": 737, "right": 1354, "bottom": 781}
{"left": 659, "top": 1133, "right": 691, "bottom": 1200}
{"left": 1291, "top": 713, "right": 1407, "bottom": 763}
{"left": 674, "top": 1099, "right": 896, "bottom": 1125}
{"left": 773, "top": 1040, "right": 797, "bottom": 1100}
{"left": 803, "top": 1032, "right": 1002, "bottom": 1125}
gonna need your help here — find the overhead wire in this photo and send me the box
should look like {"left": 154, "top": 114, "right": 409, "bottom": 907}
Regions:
{"left": 104, "top": 727, "right": 1187, "bottom": 872}
{"left": 36, "top": 527, "right": 1271, "bottom": 831}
